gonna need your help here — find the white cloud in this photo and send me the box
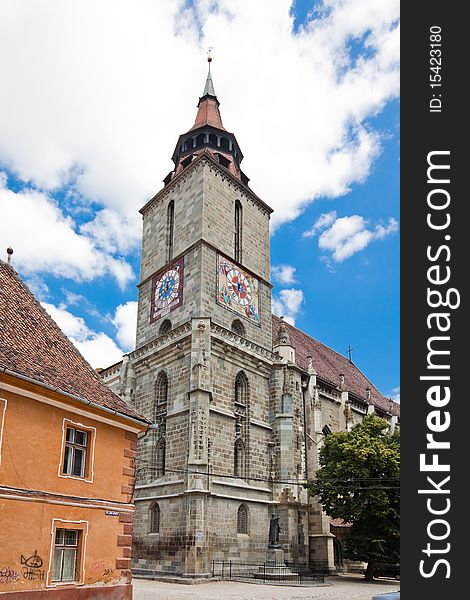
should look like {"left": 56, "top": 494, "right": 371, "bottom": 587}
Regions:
{"left": 272, "top": 264, "right": 298, "bottom": 285}
{"left": 313, "top": 214, "right": 398, "bottom": 262}
{"left": 0, "top": 179, "right": 133, "bottom": 288}
{"left": 41, "top": 302, "right": 124, "bottom": 368}
{"left": 303, "top": 211, "right": 337, "bottom": 237}
{"left": 272, "top": 288, "right": 304, "bottom": 325}
{"left": 0, "top": 0, "right": 399, "bottom": 242}
{"left": 389, "top": 386, "right": 400, "bottom": 403}
{"left": 112, "top": 301, "right": 138, "bottom": 352}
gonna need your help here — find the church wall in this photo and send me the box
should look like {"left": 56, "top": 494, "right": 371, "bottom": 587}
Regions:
{"left": 202, "top": 162, "right": 271, "bottom": 282}
{"left": 139, "top": 164, "right": 204, "bottom": 283}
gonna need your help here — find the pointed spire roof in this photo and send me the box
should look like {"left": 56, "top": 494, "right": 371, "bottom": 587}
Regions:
{"left": 190, "top": 56, "right": 226, "bottom": 131}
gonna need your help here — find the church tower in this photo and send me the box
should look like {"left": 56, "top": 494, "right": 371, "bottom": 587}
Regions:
{"left": 128, "top": 59, "right": 301, "bottom": 578}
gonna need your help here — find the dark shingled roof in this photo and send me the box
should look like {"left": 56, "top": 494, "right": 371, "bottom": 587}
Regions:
{"left": 0, "top": 260, "right": 148, "bottom": 424}
{"left": 272, "top": 315, "right": 400, "bottom": 417}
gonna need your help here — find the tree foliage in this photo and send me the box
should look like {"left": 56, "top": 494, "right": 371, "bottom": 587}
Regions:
{"left": 306, "top": 414, "right": 400, "bottom": 579}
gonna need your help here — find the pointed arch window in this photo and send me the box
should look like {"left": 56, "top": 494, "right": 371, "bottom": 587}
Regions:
{"left": 155, "top": 372, "right": 168, "bottom": 412}
{"left": 234, "top": 438, "right": 245, "bottom": 478}
{"left": 150, "top": 501, "right": 160, "bottom": 533}
{"left": 167, "top": 201, "right": 175, "bottom": 261}
{"left": 234, "top": 200, "right": 242, "bottom": 263}
{"left": 237, "top": 504, "right": 248, "bottom": 534}
{"left": 235, "top": 371, "right": 248, "bottom": 406}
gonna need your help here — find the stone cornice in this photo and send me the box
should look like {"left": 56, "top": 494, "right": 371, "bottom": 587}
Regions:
{"left": 130, "top": 322, "right": 192, "bottom": 363}
{"left": 210, "top": 321, "right": 279, "bottom": 364}
{"left": 139, "top": 151, "right": 273, "bottom": 217}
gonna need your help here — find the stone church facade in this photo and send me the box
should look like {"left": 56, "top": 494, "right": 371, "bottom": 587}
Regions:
{"left": 101, "top": 64, "right": 400, "bottom": 578}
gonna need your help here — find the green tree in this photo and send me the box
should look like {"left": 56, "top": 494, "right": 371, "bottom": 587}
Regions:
{"left": 306, "top": 414, "right": 400, "bottom": 580}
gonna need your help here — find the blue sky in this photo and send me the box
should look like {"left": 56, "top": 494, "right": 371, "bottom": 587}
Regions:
{"left": 0, "top": 0, "right": 399, "bottom": 399}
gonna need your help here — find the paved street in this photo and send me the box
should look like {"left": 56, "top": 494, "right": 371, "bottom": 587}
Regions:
{"left": 133, "top": 574, "right": 400, "bottom": 600}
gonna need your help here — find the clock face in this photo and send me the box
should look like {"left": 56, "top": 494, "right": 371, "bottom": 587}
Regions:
{"left": 217, "top": 255, "right": 260, "bottom": 325}
{"left": 226, "top": 269, "right": 252, "bottom": 306}
{"left": 150, "top": 257, "right": 184, "bottom": 323}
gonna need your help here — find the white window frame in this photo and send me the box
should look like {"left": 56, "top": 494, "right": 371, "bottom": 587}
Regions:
{"left": 47, "top": 519, "right": 88, "bottom": 588}
{"left": 58, "top": 419, "right": 96, "bottom": 483}
{"left": 0, "top": 396, "right": 7, "bottom": 466}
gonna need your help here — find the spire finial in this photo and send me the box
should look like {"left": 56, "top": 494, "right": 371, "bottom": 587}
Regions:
{"left": 202, "top": 48, "right": 216, "bottom": 97}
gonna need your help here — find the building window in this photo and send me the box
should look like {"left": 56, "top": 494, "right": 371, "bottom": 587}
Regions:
{"left": 167, "top": 200, "right": 175, "bottom": 261}
{"left": 159, "top": 319, "right": 172, "bottom": 335}
{"left": 235, "top": 371, "right": 248, "bottom": 406}
{"left": 63, "top": 426, "right": 88, "bottom": 478}
{"left": 231, "top": 319, "right": 246, "bottom": 337}
{"left": 52, "top": 529, "right": 81, "bottom": 582}
{"left": 150, "top": 502, "right": 161, "bottom": 533}
{"left": 322, "top": 424, "right": 332, "bottom": 436}
{"left": 234, "top": 200, "right": 242, "bottom": 262}
{"left": 237, "top": 504, "right": 248, "bottom": 534}
{"left": 234, "top": 438, "right": 245, "bottom": 478}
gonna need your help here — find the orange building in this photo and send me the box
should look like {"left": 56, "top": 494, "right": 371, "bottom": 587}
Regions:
{"left": 0, "top": 260, "right": 149, "bottom": 599}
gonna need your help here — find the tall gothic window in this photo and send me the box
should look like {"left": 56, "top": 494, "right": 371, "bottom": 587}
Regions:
{"left": 237, "top": 504, "right": 248, "bottom": 534}
{"left": 155, "top": 372, "right": 168, "bottom": 477}
{"left": 167, "top": 201, "right": 175, "bottom": 261}
{"left": 150, "top": 501, "right": 160, "bottom": 533}
{"left": 234, "top": 200, "right": 242, "bottom": 263}
{"left": 235, "top": 371, "right": 248, "bottom": 406}
{"left": 234, "top": 438, "right": 245, "bottom": 478}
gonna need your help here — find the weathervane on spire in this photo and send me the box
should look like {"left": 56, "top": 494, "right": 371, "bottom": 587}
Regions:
{"left": 207, "top": 46, "right": 213, "bottom": 70}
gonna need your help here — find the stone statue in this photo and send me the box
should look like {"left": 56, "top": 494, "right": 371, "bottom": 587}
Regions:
{"left": 268, "top": 514, "right": 282, "bottom": 547}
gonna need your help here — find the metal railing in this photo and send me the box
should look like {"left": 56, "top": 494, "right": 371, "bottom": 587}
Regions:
{"left": 211, "top": 560, "right": 326, "bottom": 585}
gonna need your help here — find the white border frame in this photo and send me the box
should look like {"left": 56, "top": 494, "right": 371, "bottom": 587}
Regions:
{"left": 58, "top": 418, "right": 96, "bottom": 484}
{"left": 47, "top": 518, "right": 88, "bottom": 588}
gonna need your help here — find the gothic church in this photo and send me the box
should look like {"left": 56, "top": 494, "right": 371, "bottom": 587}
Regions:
{"left": 101, "top": 62, "right": 400, "bottom": 578}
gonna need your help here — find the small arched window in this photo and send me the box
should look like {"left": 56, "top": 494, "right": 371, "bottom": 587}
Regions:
{"left": 237, "top": 504, "right": 248, "bottom": 534}
{"left": 195, "top": 133, "right": 205, "bottom": 147}
{"left": 234, "top": 438, "right": 245, "bottom": 478}
{"left": 235, "top": 372, "right": 248, "bottom": 406}
{"left": 150, "top": 501, "right": 160, "bottom": 533}
{"left": 209, "top": 133, "right": 218, "bottom": 146}
{"left": 159, "top": 320, "right": 172, "bottom": 335}
{"left": 155, "top": 372, "right": 168, "bottom": 409}
{"left": 220, "top": 137, "right": 230, "bottom": 151}
{"left": 234, "top": 200, "right": 242, "bottom": 263}
{"left": 167, "top": 201, "right": 175, "bottom": 261}
{"left": 231, "top": 319, "right": 246, "bottom": 337}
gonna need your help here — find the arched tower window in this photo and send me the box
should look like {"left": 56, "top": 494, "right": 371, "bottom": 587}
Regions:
{"left": 150, "top": 501, "right": 160, "bottom": 533}
{"left": 235, "top": 371, "right": 248, "bottom": 406}
{"left": 234, "top": 200, "right": 242, "bottom": 263}
{"left": 155, "top": 371, "right": 168, "bottom": 477}
{"left": 231, "top": 319, "right": 246, "bottom": 337}
{"left": 167, "top": 201, "right": 175, "bottom": 261}
{"left": 159, "top": 319, "right": 172, "bottom": 335}
{"left": 237, "top": 504, "right": 248, "bottom": 534}
{"left": 155, "top": 372, "right": 168, "bottom": 410}
{"left": 234, "top": 438, "right": 245, "bottom": 478}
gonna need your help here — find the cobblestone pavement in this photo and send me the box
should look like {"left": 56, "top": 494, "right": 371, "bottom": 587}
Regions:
{"left": 133, "top": 574, "right": 400, "bottom": 600}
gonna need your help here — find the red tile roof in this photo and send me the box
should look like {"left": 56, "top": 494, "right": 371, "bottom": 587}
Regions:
{"left": 0, "top": 260, "right": 148, "bottom": 424}
{"left": 190, "top": 97, "right": 226, "bottom": 131}
{"left": 272, "top": 315, "right": 400, "bottom": 417}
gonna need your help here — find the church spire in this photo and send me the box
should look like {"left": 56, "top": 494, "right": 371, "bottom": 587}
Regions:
{"left": 167, "top": 53, "right": 250, "bottom": 187}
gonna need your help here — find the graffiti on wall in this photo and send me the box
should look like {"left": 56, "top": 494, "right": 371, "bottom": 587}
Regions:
{"left": 0, "top": 567, "right": 21, "bottom": 584}
{"left": 20, "top": 551, "right": 45, "bottom": 581}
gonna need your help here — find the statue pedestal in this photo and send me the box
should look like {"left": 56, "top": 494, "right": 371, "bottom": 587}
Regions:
{"left": 253, "top": 548, "right": 299, "bottom": 581}
{"left": 266, "top": 547, "right": 285, "bottom": 565}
